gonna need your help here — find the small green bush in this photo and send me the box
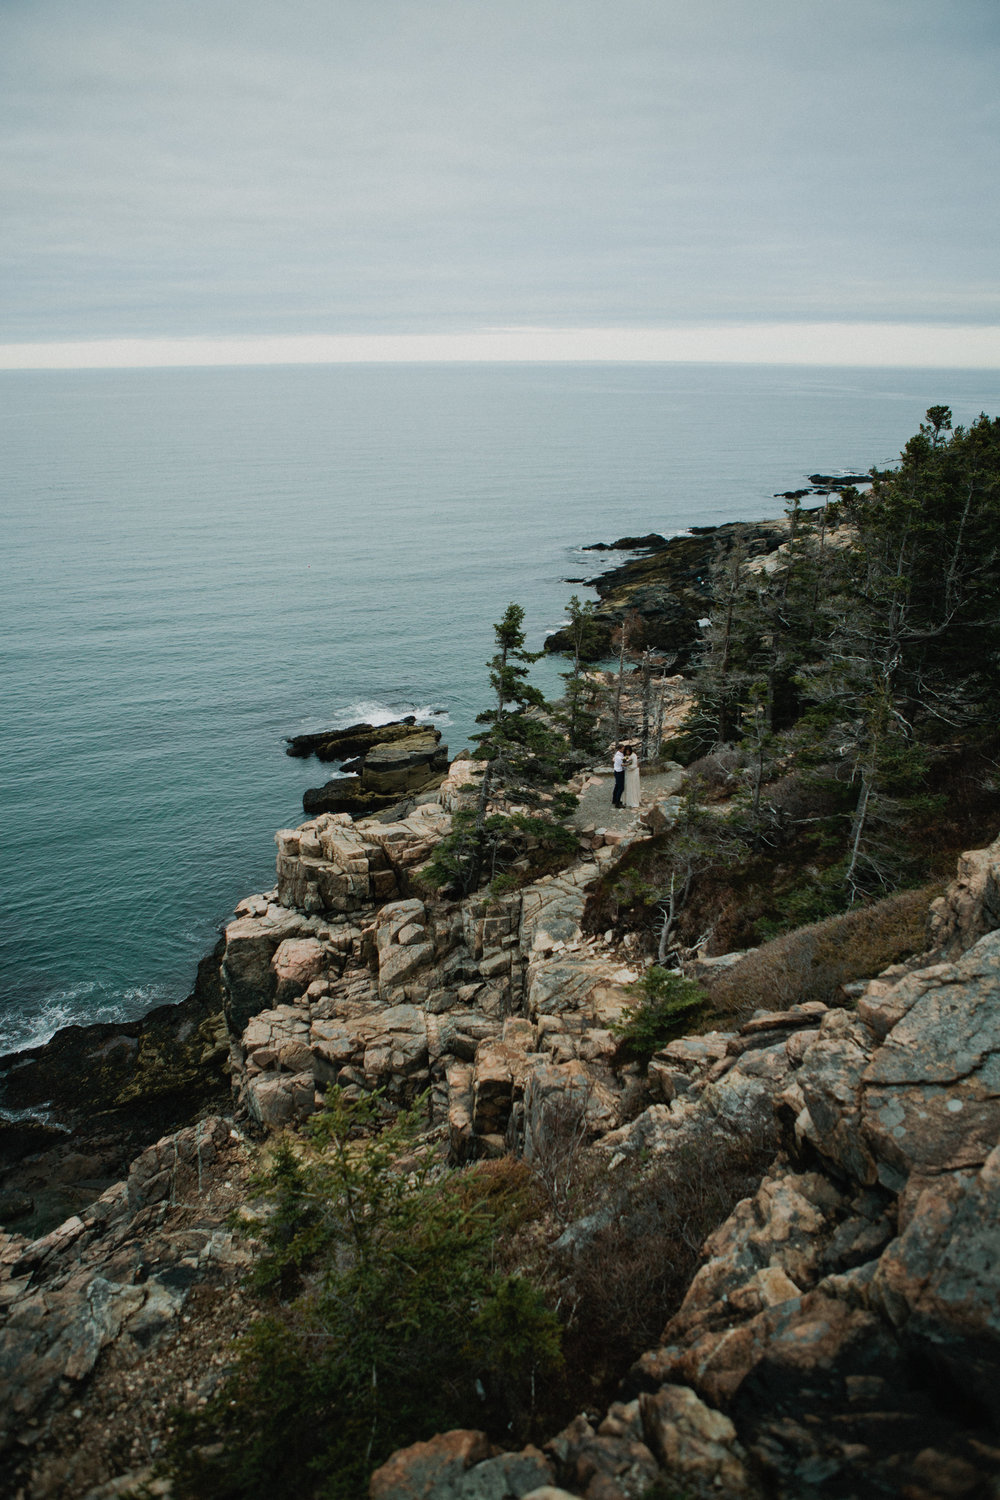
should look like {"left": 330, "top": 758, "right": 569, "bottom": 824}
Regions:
{"left": 612, "top": 967, "right": 707, "bottom": 1063}
{"left": 421, "top": 809, "right": 579, "bottom": 898}
{"left": 611, "top": 867, "right": 660, "bottom": 910}
{"left": 754, "top": 861, "right": 852, "bottom": 938}
{"left": 164, "top": 1090, "right": 562, "bottom": 1500}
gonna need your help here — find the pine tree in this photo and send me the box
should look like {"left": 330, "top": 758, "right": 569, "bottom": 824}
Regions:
{"left": 611, "top": 607, "right": 645, "bottom": 743}
{"left": 558, "top": 594, "right": 601, "bottom": 751}
{"left": 813, "top": 410, "right": 1000, "bottom": 896}
{"left": 426, "top": 604, "right": 576, "bottom": 897}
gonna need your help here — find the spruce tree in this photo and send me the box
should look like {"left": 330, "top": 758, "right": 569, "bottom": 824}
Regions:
{"left": 558, "top": 594, "right": 601, "bottom": 751}
{"left": 426, "top": 603, "right": 576, "bottom": 897}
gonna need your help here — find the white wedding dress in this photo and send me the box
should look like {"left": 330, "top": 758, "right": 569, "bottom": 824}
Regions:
{"left": 623, "top": 754, "right": 640, "bottom": 807}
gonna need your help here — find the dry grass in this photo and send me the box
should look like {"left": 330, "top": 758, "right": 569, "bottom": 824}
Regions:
{"left": 559, "top": 1120, "right": 776, "bottom": 1401}
{"left": 702, "top": 882, "right": 940, "bottom": 1023}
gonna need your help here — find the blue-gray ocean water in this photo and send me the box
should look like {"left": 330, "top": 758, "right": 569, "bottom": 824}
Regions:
{"left": 2, "top": 362, "right": 998, "bottom": 1056}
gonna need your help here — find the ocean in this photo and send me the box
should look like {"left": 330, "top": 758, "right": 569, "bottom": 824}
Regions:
{"left": 2, "top": 361, "right": 998, "bottom": 1056}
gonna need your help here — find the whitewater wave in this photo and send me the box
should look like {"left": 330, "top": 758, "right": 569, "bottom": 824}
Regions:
{"left": 0, "top": 981, "right": 176, "bottom": 1059}
{"left": 328, "top": 699, "right": 452, "bottom": 729}
{"left": 0, "top": 1100, "right": 71, "bottom": 1131}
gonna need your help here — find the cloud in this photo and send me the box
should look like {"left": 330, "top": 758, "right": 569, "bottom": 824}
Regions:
{"left": 1, "top": 0, "right": 998, "bottom": 344}
{"left": 2, "top": 323, "right": 998, "bottom": 370}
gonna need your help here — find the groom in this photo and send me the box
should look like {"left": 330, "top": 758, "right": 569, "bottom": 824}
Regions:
{"left": 611, "top": 744, "right": 625, "bottom": 808}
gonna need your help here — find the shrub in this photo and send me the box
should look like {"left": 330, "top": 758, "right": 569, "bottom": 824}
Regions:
{"left": 421, "top": 809, "right": 579, "bottom": 898}
{"left": 683, "top": 746, "right": 745, "bottom": 801}
{"left": 560, "top": 1119, "right": 776, "bottom": 1403}
{"left": 704, "top": 882, "right": 938, "bottom": 1022}
{"left": 164, "top": 1090, "right": 562, "bottom": 1500}
{"left": 525, "top": 1077, "right": 601, "bottom": 1227}
{"left": 551, "top": 789, "right": 580, "bottom": 817}
{"left": 754, "top": 860, "right": 854, "bottom": 937}
{"left": 612, "top": 967, "right": 708, "bottom": 1063}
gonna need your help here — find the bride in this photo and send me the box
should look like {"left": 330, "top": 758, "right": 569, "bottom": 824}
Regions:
{"left": 623, "top": 746, "right": 640, "bottom": 808}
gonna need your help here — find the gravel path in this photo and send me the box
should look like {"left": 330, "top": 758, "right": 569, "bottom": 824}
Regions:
{"left": 571, "top": 767, "right": 685, "bottom": 834}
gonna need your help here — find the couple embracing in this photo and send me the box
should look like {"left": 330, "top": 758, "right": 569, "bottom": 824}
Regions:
{"left": 612, "top": 743, "right": 640, "bottom": 809}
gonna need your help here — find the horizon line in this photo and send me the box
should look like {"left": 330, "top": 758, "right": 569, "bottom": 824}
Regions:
{"left": 1, "top": 323, "right": 999, "bottom": 371}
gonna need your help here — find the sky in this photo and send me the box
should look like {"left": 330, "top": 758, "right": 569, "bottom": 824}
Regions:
{"left": 2, "top": 0, "right": 998, "bottom": 368}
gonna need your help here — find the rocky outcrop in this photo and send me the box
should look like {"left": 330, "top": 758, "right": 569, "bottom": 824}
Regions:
{"left": 0, "top": 946, "right": 230, "bottom": 1244}
{"left": 0, "top": 1116, "right": 252, "bottom": 1497}
{"left": 545, "top": 518, "right": 795, "bottom": 667}
{"left": 581, "top": 532, "right": 669, "bottom": 552}
{"left": 927, "top": 837, "right": 1000, "bottom": 958}
{"left": 222, "top": 797, "right": 643, "bottom": 1155}
{"left": 369, "top": 1431, "right": 555, "bottom": 1499}
{"left": 628, "top": 910, "right": 1000, "bottom": 1495}
{"left": 373, "top": 833, "right": 1000, "bottom": 1499}
{"left": 5, "top": 755, "right": 1000, "bottom": 1500}
{"left": 217, "top": 800, "right": 1000, "bottom": 1500}
{"left": 274, "top": 802, "right": 451, "bottom": 915}
{"left": 286, "top": 716, "right": 428, "bottom": 761}
{"left": 293, "top": 720, "right": 450, "bottom": 816}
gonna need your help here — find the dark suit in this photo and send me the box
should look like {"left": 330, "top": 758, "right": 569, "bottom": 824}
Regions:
{"left": 612, "top": 753, "right": 625, "bottom": 807}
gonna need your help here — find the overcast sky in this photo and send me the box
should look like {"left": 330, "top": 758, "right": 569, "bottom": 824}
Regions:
{"left": 2, "top": 0, "right": 998, "bottom": 365}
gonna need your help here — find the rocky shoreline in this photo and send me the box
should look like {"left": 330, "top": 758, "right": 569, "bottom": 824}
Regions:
{"left": 0, "top": 716, "right": 451, "bottom": 1241}
{"left": 545, "top": 494, "right": 871, "bottom": 669}
{"left": 3, "top": 509, "right": 1000, "bottom": 1499}
{"left": 0, "top": 946, "right": 229, "bottom": 1244}
{"left": 293, "top": 718, "right": 451, "bottom": 819}
{"left": 4, "top": 757, "right": 999, "bottom": 1497}
{"left": 545, "top": 516, "right": 796, "bottom": 667}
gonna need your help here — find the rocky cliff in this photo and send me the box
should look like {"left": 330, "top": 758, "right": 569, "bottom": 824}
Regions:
{"left": 2, "top": 755, "right": 999, "bottom": 1499}
{"left": 367, "top": 832, "right": 1000, "bottom": 1500}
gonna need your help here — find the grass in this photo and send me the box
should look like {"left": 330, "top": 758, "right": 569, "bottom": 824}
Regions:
{"left": 701, "top": 882, "right": 940, "bottom": 1023}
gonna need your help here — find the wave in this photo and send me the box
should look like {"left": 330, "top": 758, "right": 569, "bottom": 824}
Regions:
{"left": 0, "top": 1100, "right": 72, "bottom": 1131}
{"left": 0, "top": 981, "right": 176, "bottom": 1059}
{"left": 327, "top": 699, "right": 452, "bottom": 729}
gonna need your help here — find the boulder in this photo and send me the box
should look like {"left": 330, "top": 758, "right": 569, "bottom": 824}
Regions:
{"left": 792, "top": 1010, "right": 878, "bottom": 1185}
{"left": 360, "top": 1006, "right": 429, "bottom": 1092}
{"left": 859, "top": 929, "right": 1000, "bottom": 1189}
{"left": 871, "top": 1142, "right": 1000, "bottom": 1421}
{"left": 0, "top": 1118, "right": 249, "bottom": 1473}
{"left": 361, "top": 729, "right": 449, "bottom": 796}
{"left": 522, "top": 1061, "right": 619, "bottom": 1167}
{"left": 927, "top": 831, "right": 1000, "bottom": 958}
{"left": 298, "top": 724, "right": 449, "bottom": 812}
{"left": 221, "top": 904, "right": 318, "bottom": 1033}
{"left": 285, "top": 717, "right": 423, "bottom": 761}
{"left": 368, "top": 1430, "right": 492, "bottom": 1498}
{"left": 639, "top": 1385, "right": 750, "bottom": 1493}
{"left": 543, "top": 1410, "right": 660, "bottom": 1499}
{"left": 271, "top": 936, "right": 330, "bottom": 1003}
{"left": 244, "top": 1071, "right": 318, "bottom": 1128}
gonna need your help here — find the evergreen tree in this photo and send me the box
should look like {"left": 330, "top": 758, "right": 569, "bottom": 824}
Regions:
{"left": 426, "top": 603, "right": 577, "bottom": 897}
{"left": 807, "top": 409, "right": 1000, "bottom": 895}
{"left": 611, "top": 608, "right": 645, "bottom": 743}
{"left": 558, "top": 594, "right": 601, "bottom": 750}
{"left": 477, "top": 602, "right": 546, "bottom": 731}
{"left": 167, "top": 1091, "right": 562, "bottom": 1500}
{"left": 683, "top": 530, "right": 762, "bottom": 749}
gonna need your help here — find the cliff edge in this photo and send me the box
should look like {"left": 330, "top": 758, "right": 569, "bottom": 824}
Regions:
{"left": 2, "top": 747, "right": 999, "bottom": 1497}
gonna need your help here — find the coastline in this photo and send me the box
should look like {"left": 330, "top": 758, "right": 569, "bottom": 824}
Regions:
{"left": 0, "top": 501, "right": 845, "bottom": 1224}
{"left": 6, "top": 360, "right": 989, "bottom": 1061}
{"left": 5, "top": 475, "right": 1000, "bottom": 1498}
{"left": 545, "top": 512, "right": 798, "bottom": 665}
